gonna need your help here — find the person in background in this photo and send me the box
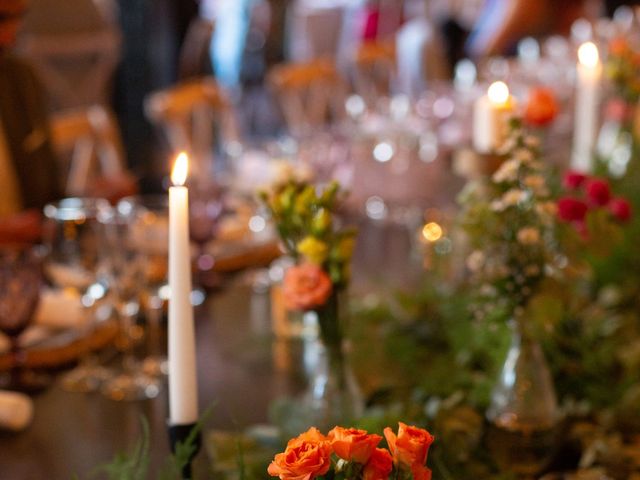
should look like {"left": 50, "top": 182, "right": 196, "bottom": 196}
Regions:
{"left": 0, "top": 0, "right": 137, "bottom": 244}
{"left": 0, "top": 0, "right": 60, "bottom": 243}
{"left": 466, "top": 0, "right": 640, "bottom": 58}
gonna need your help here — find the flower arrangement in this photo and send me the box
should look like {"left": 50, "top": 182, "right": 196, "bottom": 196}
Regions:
{"left": 459, "top": 118, "right": 561, "bottom": 317}
{"left": 259, "top": 180, "right": 356, "bottom": 312}
{"left": 268, "top": 423, "right": 434, "bottom": 480}
{"left": 606, "top": 37, "right": 640, "bottom": 105}
{"left": 558, "top": 171, "right": 632, "bottom": 239}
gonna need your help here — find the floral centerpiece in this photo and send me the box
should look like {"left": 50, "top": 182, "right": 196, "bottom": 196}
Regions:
{"left": 259, "top": 180, "right": 362, "bottom": 428}
{"left": 458, "top": 118, "right": 563, "bottom": 476}
{"left": 268, "top": 423, "right": 434, "bottom": 480}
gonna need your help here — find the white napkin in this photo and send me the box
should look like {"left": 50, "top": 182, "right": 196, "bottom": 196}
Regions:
{"left": 0, "top": 390, "right": 33, "bottom": 431}
{"left": 34, "top": 288, "right": 86, "bottom": 330}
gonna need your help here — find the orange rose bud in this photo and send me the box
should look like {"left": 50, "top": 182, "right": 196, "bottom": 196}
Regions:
{"left": 328, "top": 426, "right": 382, "bottom": 464}
{"left": 282, "top": 263, "right": 333, "bottom": 311}
{"left": 362, "top": 448, "right": 393, "bottom": 480}
{"left": 268, "top": 428, "right": 332, "bottom": 480}
{"left": 524, "top": 87, "right": 559, "bottom": 127}
{"left": 383, "top": 423, "right": 435, "bottom": 468}
{"left": 411, "top": 465, "right": 433, "bottom": 480}
{"left": 609, "top": 37, "right": 628, "bottom": 57}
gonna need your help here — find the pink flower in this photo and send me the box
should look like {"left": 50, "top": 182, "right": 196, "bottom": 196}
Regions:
{"left": 609, "top": 197, "right": 632, "bottom": 223}
{"left": 282, "top": 263, "right": 333, "bottom": 311}
{"left": 585, "top": 178, "right": 611, "bottom": 206}
{"left": 562, "top": 171, "right": 587, "bottom": 190}
{"left": 557, "top": 197, "right": 588, "bottom": 223}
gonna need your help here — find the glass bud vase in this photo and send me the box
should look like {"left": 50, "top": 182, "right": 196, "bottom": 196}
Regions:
{"left": 303, "top": 293, "right": 364, "bottom": 431}
{"left": 486, "top": 316, "right": 560, "bottom": 477}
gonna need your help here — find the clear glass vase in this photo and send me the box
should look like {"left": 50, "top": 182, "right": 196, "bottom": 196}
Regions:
{"left": 486, "top": 316, "right": 560, "bottom": 478}
{"left": 303, "top": 293, "right": 364, "bottom": 431}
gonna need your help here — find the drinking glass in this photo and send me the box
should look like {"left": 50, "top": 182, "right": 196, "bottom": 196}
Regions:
{"left": 98, "top": 201, "right": 161, "bottom": 400}
{"left": 0, "top": 246, "right": 48, "bottom": 392}
{"left": 43, "top": 198, "right": 112, "bottom": 393}
{"left": 117, "top": 195, "right": 169, "bottom": 378}
{"left": 189, "top": 182, "right": 224, "bottom": 296}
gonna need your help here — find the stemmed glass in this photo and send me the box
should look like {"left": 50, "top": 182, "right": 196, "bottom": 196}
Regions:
{"left": 43, "top": 198, "right": 112, "bottom": 393}
{"left": 98, "top": 200, "right": 161, "bottom": 401}
{"left": 0, "top": 246, "right": 48, "bottom": 392}
{"left": 189, "top": 181, "right": 224, "bottom": 297}
{"left": 117, "top": 195, "right": 169, "bottom": 378}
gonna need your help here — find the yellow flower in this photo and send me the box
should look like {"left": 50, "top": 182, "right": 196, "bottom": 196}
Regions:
{"left": 295, "top": 186, "right": 316, "bottom": 216}
{"left": 297, "top": 236, "right": 329, "bottom": 264}
{"left": 312, "top": 208, "right": 332, "bottom": 235}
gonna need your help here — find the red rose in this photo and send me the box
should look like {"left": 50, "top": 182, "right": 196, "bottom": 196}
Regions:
{"left": 562, "top": 170, "right": 587, "bottom": 190}
{"left": 327, "top": 426, "right": 382, "bottom": 464}
{"left": 383, "top": 423, "right": 434, "bottom": 469}
{"left": 609, "top": 197, "right": 632, "bottom": 223}
{"left": 362, "top": 448, "right": 393, "bottom": 480}
{"left": 604, "top": 98, "right": 633, "bottom": 123}
{"left": 585, "top": 178, "right": 611, "bottom": 206}
{"left": 557, "top": 197, "right": 589, "bottom": 222}
{"left": 524, "top": 87, "right": 559, "bottom": 127}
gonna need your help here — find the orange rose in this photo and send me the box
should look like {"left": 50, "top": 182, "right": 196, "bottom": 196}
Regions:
{"left": 268, "top": 427, "right": 332, "bottom": 480}
{"left": 383, "top": 423, "right": 434, "bottom": 468}
{"left": 362, "top": 448, "right": 393, "bottom": 480}
{"left": 282, "top": 263, "right": 333, "bottom": 311}
{"left": 609, "top": 37, "right": 628, "bottom": 57}
{"left": 411, "top": 465, "right": 433, "bottom": 480}
{"left": 328, "top": 426, "right": 382, "bottom": 464}
{"left": 524, "top": 87, "right": 558, "bottom": 127}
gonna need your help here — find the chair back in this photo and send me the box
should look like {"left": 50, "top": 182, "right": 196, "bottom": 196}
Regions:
{"left": 21, "top": 29, "right": 121, "bottom": 110}
{"left": 50, "top": 105, "right": 126, "bottom": 196}
{"left": 145, "top": 77, "right": 240, "bottom": 178}
{"left": 268, "top": 59, "right": 347, "bottom": 136}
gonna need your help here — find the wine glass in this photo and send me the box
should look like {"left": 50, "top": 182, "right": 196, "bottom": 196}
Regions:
{"left": 117, "top": 195, "right": 169, "bottom": 378}
{"left": 43, "top": 198, "right": 112, "bottom": 393}
{"left": 98, "top": 201, "right": 161, "bottom": 401}
{"left": 189, "top": 181, "right": 224, "bottom": 297}
{"left": 0, "top": 246, "right": 48, "bottom": 393}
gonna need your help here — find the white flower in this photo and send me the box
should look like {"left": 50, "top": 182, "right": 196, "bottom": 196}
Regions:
{"left": 491, "top": 200, "right": 505, "bottom": 211}
{"left": 535, "top": 201, "right": 558, "bottom": 220}
{"left": 492, "top": 159, "right": 520, "bottom": 183}
{"left": 502, "top": 189, "right": 528, "bottom": 207}
{"left": 517, "top": 227, "right": 540, "bottom": 245}
{"left": 523, "top": 174, "right": 545, "bottom": 190}
{"left": 513, "top": 148, "right": 534, "bottom": 163}
{"left": 524, "top": 135, "right": 540, "bottom": 148}
{"left": 466, "top": 250, "right": 485, "bottom": 272}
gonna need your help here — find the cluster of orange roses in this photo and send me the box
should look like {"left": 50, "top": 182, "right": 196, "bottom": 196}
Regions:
{"left": 268, "top": 423, "right": 435, "bottom": 480}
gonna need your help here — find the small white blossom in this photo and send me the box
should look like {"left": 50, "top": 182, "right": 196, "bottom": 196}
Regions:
{"left": 466, "top": 250, "right": 486, "bottom": 272}
{"left": 513, "top": 148, "right": 534, "bottom": 163}
{"left": 524, "top": 135, "right": 541, "bottom": 148}
{"left": 492, "top": 159, "right": 520, "bottom": 183}
{"left": 502, "top": 189, "right": 528, "bottom": 207}
{"left": 523, "top": 174, "right": 545, "bottom": 191}
{"left": 517, "top": 227, "right": 541, "bottom": 245}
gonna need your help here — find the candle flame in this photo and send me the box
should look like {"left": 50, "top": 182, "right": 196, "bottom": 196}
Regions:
{"left": 578, "top": 42, "right": 599, "bottom": 68}
{"left": 487, "top": 81, "right": 510, "bottom": 105}
{"left": 422, "top": 222, "right": 443, "bottom": 242}
{"left": 171, "top": 152, "right": 188, "bottom": 186}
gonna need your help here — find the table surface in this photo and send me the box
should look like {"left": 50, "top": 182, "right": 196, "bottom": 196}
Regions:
{"left": 0, "top": 210, "right": 431, "bottom": 479}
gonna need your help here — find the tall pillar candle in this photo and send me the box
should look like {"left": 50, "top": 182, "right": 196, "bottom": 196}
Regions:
{"left": 168, "top": 152, "right": 198, "bottom": 425}
{"left": 571, "top": 41, "right": 602, "bottom": 172}
{"left": 473, "top": 81, "right": 516, "bottom": 154}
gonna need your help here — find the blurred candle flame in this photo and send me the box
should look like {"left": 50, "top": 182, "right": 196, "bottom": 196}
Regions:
{"left": 578, "top": 42, "right": 599, "bottom": 69}
{"left": 171, "top": 152, "right": 188, "bottom": 186}
{"left": 488, "top": 81, "right": 510, "bottom": 105}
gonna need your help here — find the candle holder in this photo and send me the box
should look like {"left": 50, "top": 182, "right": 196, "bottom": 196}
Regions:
{"left": 167, "top": 421, "right": 202, "bottom": 480}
